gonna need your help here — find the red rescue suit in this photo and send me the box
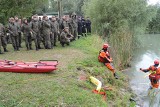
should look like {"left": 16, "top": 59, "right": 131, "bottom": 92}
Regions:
{"left": 141, "top": 65, "right": 160, "bottom": 88}
{"left": 98, "top": 49, "right": 115, "bottom": 73}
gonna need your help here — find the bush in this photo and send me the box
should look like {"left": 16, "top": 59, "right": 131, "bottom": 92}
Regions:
{"left": 83, "top": 0, "right": 156, "bottom": 68}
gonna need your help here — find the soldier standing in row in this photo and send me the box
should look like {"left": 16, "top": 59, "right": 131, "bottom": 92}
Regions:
{"left": 70, "top": 13, "right": 78, "bottom": 40}
{"left": 39, "top": 17, "right": 45, "bottom": 48}
{"left": 21, "top": 18, "right": 32, "bottom": 50}
{"left": 77, "top": 17, "right": 83, "bottom": 39}
{"left": 82, "top": 17, "right": 87, "bottom": 37}
{"left": 15, "top": 16, "right": 22, "bottom": 48}
{"left": 50, "top": 16, "right": 59, "bottom": 48}
{"left": 30, "top": 15, "right": 41, "bottom": 50}
{"left": 0, "top": 23, "right": 8, "bottom": 54}
{"left": 42, "top": 15, "right": 51, "bottom": 49}
{"left": 86, "top": 17, "right": 91, "bottom": 34}
{"left": 61, "top": 16, "right": 69, "bottom": 30}
{"left": 8, "top": 17, "right": 19, "bottom": 51}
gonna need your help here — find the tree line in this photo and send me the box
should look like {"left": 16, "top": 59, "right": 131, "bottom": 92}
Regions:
{"left": 0, "top": 0, "right": 48, "bottom": 24}
{"left": 0, "top": 0, "right": 85, "bottom": 25}
{"left": 147, "top": 5, "right": 160, "bottom": 34}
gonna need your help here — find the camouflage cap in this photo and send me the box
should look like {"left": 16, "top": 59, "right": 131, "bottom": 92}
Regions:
{"left": 43, "top": 14, "right": 47, "bottom": 18}
{"left": 52, "top": 16, "right": 55, "bottom": 18}
{"left": 33, "top": 15, "right": 38, "bottom": 18}
{"left": 10, "top": 17, "right": 14, "bottom": 20}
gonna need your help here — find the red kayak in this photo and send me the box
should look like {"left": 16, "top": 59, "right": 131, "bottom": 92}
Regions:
{"left": 0, "top": 60, "right": 58, "bottom": 73}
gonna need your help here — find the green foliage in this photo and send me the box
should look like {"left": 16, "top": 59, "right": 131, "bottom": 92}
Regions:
{"left": 147, "top": 5, "right": 160, "bottom": 34}
{"left": 83, "top": 0, "right": 155, "bottom": 35}
{"left": 47, "top": 0, "right": 85, "bottom": 15}
{"left": 0, "top": 0, "right": 48, "bottom": 24}
{"left": 83, "top": 0, "right": 156, "bottom": 69}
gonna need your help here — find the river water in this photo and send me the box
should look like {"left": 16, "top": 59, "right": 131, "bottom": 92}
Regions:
{"left": 125, "top": 34, "right": 160, "bottom": 107}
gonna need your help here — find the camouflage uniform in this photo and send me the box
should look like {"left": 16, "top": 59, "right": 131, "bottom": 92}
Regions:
{"left": 30, "top": 20, "right": 41, "bottom": 50}
{"left": 62, "top": 19, "right": 69, "bottom": 30}
{"left": 8, "top": 21, "right": 19, "bottom": 51}
{"left": 42, "top": 18, "right": 51, "bottom": 49}
{"left": 0, "top": 23, "right": 8, "bottom": 53}
{"left": 60, "top": 28, "right": 73, "bottom": 47}
{"left": 39, "top": 19, "right": 45, "bottom": 48}
{"left": 21, "top": 21, "right": 32, "bottom": 50}
{"left": 50, "top": 18, "right": 59, "bottom": 48}
{"left": 70, "top": 17, "right": 78, "bottom": 40}
{"left": 15, "top": 19, "right": 22, "bottom": 48}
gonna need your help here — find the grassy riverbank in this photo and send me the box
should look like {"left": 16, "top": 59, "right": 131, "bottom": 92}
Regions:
{"left": 0, "top": 35, "right": 135, "bottom": 107}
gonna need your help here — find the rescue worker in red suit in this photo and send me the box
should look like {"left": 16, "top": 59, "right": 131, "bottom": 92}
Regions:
{"left": 140, "top": 60, "right": 160, "bottom": 89}
{"left": 98, "top": 44, "right": 118, "bottom": 79}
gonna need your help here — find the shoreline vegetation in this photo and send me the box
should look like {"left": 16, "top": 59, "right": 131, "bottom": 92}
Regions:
{"left": 83, "top": 0, "right": 157, "bottom": 70}
{"left": 82, "top": 0, "right": 160, "bottom": 106}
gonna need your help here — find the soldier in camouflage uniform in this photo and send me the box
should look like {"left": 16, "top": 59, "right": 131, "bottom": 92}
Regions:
{"left": 8, "top": 17, "right": 19, "bottom": 51}
{"left": 30, "top": 15, "right": 41, "bottom": 50}
{"left": 60, "top": 27, "right": 73, "bottom": 47}
{"left": 0, "top": 23, "right": 8, "bottom": 54}
{"left": 61, "top": 16, "right": 69, "bottom": 30}
{"left": 15, "top": 16, "right": 22, "bottom": 48}
{"left": 70, "top": 13, "right": 78, "bottom": 40}
{"left": 39, "top": 17, "right": 45, "bottom": 48}
{"left": 21, "top": 18, "right": 32, "bottom": 50}
{"left": 41, "top": 15, "right": 51, "bottom": 49}
{"left": 50, "top": 16, "right": 59, "bottom": 48}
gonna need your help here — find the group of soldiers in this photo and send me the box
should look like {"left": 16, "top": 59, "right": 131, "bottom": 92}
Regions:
{"left": 0, "top": 13, "right": 92, "bottom": 54}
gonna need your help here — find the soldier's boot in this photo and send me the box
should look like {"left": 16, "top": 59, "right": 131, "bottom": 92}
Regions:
{"left": 26, "top": 45, "right": 29, "bottom": 50}
{"left": 44, "top": 45, "right": 48, "bottom": 49}
{"left": 35, "top": 45, "right": 39, "bottom": 51}
{"left": 14, "top": 46, "right": 17, "bottom": 51}
{"left": 17, "top": 47, "right": 20, "bottom": 51}
{"left": 54, "top": 42, "right": 57, "bottom": 46}
{"left": 38, "top": 44, "right": 42, "bottom": 49}
{"left": 113, "top": 73, "right": 119, "bottom": 79}
{"left": 61, "top": 43, "right": 65, "bottom": 47}
{"left": 4, "top": 48, "right": 9, "bottom": 52}
{"left": 29, "top": 45, "right": 33, "bottom": 50}
{"left": 51, "top": 44, "right": 54, "bottom": 49}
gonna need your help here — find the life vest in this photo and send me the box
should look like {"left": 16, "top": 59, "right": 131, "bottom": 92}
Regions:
{"left": 149, "top": 65, "right": 157, "bottom": 73}
{"left": 149, "top": 65, "right": 159, "bottom": 82}
{"left": 98, "top": 51, "right": 106, "bottom": 63}
{"left": 98, "top": 50, "right": 110, "bottom": 63}
{"left": 156, "top": 67, "right": 160, "bottom": 75}
{"left": 149, "top": 74, "right": 159, "bottom": 81}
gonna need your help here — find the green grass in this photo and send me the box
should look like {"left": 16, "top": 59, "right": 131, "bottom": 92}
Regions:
{"left": 0, "top": 35, "right": 135, "bottom": 107}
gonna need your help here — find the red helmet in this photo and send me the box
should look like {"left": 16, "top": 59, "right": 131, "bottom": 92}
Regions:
{"left": 103, "top": 44, "right": 109, "bottom": 49}
{"left": 154, "top": 60, "right": 159, "bottom": 65}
